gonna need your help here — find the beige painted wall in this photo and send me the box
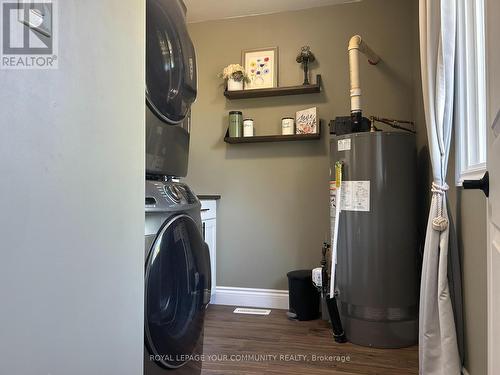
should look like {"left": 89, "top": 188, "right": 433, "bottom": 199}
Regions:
{"left": 185, "top": 0, "right": 418, "bottom": 290}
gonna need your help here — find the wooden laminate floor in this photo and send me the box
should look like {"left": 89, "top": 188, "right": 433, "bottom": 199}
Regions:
{"left": 202, "top": 305, "right": 418, "bottom": 375}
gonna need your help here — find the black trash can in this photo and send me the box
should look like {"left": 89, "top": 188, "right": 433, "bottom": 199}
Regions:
{"left": 287, "top": 269, "right": 320, "bottom": 321}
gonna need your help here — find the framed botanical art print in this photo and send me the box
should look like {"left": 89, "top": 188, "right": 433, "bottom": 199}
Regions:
{"left": 242, "top": 47, "right": 279, "bottom": 90}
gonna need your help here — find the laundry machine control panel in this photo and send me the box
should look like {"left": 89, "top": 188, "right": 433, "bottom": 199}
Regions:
{"left": 145, "top": 180, "right": 199, "bottom": 212}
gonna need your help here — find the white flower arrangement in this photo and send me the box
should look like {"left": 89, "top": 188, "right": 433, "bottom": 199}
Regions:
{"left": 219, "top": 64, "right": 250, "bottom": 83}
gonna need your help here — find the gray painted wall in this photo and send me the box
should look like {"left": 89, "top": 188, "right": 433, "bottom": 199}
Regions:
{"left": 452, "top": 190, "right": 487, "bottom": 375}
{"left": 185, "top": 0, "right": 418, "bottom": 290}
{"left": 447, "top": 145, "right": 488, "bottom": 375}
{"left": 0, "top": 1, "right": 145, "bottom": 374}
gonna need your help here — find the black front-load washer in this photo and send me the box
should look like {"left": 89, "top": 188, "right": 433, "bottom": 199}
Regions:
{"left": 145, "top": 1, "right": 208, "bottom": 373}
{"left": 144, "top": 181, "right": 210, "bottom": 375}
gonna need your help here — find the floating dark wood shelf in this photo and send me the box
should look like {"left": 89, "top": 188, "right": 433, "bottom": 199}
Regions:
{"left": 224, "top": 75, "right": 322, "bottom": 99}
{"left": 224, "top": 133, "right": 321, "bottom": 144}
{"left": 224, "top": 123, "right": 321, "bottom": 144}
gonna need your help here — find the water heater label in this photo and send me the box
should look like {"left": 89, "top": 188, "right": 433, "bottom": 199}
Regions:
{"left": 338, "top": 138, "right": 351, "bottom": 151}
{"left": 340, "top": 181, "right": 370, "bottom": 212}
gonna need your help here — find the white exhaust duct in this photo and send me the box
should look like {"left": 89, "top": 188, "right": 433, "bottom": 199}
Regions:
{"left": 348, "top": 35, "right": 380, "bottom": 117}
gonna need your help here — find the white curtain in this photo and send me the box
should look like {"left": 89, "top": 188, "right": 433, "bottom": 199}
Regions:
{"left": 419, "top": 1, "right": 461, "bottom": 374}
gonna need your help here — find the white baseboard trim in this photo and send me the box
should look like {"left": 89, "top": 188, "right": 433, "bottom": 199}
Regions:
{"left": 462, "top": 368, "right": 470, "bottom": 375}
{"left": 211, "top": 286, "right": 289, "bottom": 310}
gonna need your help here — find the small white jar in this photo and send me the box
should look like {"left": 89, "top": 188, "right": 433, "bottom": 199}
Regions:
{"left": 243, "top": 119, "right": 254, "bottom": 137}
{"left": 227, "top": 78, "right": 244, "bottom": 91}
{"left": 281, "top": 117, "right": 295, "bottom": 135}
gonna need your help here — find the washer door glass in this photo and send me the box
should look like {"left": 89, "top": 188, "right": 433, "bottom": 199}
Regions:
{"left": 146, "top": 0, "right": 197, "bottom": 125}
{"left": 145, "top": 215, "right": 208, "bottom": 369}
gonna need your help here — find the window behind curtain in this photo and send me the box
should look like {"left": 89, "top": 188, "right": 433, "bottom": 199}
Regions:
{"left": 455, "top": 0, "right": 487, "bottom": 185}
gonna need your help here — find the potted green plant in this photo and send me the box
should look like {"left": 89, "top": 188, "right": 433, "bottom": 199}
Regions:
{"left": 219, "top": 64, "right": 249, "bottom": 91}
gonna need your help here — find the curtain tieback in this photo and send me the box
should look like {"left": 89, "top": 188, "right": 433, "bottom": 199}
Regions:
{"left": 431, "top": 182, "right": 449, "bottom": 232}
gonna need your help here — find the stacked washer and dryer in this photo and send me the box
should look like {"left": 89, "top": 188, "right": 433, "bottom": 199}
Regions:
{"left": 144, "top": 1, "right": 211, "bottom": 375}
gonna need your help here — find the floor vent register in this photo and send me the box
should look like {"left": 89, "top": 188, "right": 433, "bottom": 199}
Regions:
{"left": 233, "top": 308, "right": 271, "bottom": 316}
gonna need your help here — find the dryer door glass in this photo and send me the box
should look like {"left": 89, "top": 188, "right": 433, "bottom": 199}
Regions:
{"left": 146, "top": 0, "right": 197, "bottom": 125}
{"left": 145, "top": 215, "right": 209, "bottom": 369}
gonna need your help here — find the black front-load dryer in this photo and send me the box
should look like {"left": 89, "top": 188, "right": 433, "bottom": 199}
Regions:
{"left": 146, "top": 0, "right": 197, "bottom": 178}
{"left": 144, "top": 180, "right": 211, "bottom": 375}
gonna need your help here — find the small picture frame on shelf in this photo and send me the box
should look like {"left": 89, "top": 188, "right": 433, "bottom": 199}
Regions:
{"left": 295, "top": 107, "right": 318, "bottom": 134}
{"left": 242, "top": 47, "right": 278, "bottom": 90}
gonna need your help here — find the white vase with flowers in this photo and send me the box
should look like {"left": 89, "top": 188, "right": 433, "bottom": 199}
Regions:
{"left": 219, "top": 64, "right": 249, "bottom": 91}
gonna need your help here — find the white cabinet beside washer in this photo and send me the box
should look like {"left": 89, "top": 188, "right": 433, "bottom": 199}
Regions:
{"left": 200, "top": 199, "right": 217, "bottom": 298}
